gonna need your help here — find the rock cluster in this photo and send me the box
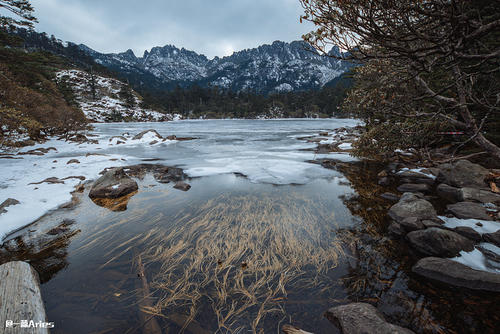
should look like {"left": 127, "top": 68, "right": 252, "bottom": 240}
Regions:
{"left": 383, "top": 159, "right": 500, "bottom": 292}
{"left": 87, "top": 164, "right": 192, "bottom": 211}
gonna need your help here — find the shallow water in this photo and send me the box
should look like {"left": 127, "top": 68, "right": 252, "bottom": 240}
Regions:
{"left": 1, "top": 120, "right": 499, "bottom": 333}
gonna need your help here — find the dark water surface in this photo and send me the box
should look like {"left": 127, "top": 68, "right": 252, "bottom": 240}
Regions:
{"left": 38, "top": 173, "right": 359, "bottom": 333}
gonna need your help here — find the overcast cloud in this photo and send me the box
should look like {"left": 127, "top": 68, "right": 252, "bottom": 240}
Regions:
{"left": 25, "top": 0, "right": 315, "bottom": 59}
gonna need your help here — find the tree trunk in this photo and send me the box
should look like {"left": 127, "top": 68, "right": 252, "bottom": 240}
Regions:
{"left": 452, "top": 65, "right": 500, "bottom": 160}
{"left": 473, "top": 132, "right": 500, "bottom": 160}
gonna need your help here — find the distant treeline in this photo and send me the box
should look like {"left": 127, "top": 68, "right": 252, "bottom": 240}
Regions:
{"left": 5, "top": 27, "right": 113, "bottom": 76}
{"left": 140, "top": 76, "right": 353, "bottom": 119}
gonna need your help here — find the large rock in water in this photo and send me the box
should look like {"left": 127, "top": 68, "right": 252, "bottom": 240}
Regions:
{"left": 89, "top": 168, "right": 138, "bottom": 199}
{"left": 388, "top": 193, "right": 437, "bottom": 223}
{"left": 132, "top": 129, "right": 163, "bottom": 141}
{"left": 437, "top": 160, "right": 489, "bottom": 188}
{"left": 406, "top": 228, "right": 475, "bottom": 257}
{"left": 325, "top": 303, "right": 415, "bottom": 334}
{"left": 446, "top": 202, "right": 493, "bottom": 221}
{"left": 412, "top": 257, "right": 500, "bottom": 292}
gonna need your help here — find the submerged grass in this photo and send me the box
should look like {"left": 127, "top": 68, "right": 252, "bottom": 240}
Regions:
{"left": 133, "top": 191, "right": 345, "bottom": 333}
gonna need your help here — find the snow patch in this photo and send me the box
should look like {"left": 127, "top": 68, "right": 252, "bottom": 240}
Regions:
{"left": 439, "top": 216, "right": 500, "bottom": 234}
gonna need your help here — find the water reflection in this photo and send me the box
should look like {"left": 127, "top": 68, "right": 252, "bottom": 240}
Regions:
{"left": 91, "top": 191, "right": 138, "bottom": 212}
{"left": 0, "top": 219, "right": 79, "bottom": 283}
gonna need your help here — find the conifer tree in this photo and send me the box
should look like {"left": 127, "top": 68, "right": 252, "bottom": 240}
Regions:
{"left": 0, "top": 0, "right": 37, "bottom": 28}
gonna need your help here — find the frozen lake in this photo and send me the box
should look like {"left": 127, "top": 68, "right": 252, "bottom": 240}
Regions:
{"left": 0, "top": 118, "right": 360, "bottom": 239}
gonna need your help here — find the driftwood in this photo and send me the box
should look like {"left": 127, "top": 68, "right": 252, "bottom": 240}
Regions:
{"left": 0, "top": 261, "right": 49, "bottom": 334}
{"left": 434, "top": 151, "right": 488, "bottom": 163}
{"left": 134, "top": 254, "right": 163, "bottom": 334}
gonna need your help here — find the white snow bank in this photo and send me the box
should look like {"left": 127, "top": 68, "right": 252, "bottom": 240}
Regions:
{"left": 338, "top": 142, "right": 353, "bottom": 150}
{"left": 0, "top": 139, "right": 132, "bottom": 240}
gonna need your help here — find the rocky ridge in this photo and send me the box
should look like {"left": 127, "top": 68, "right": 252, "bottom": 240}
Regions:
{"left": 79, "top": 41, "right": 352, "bottom": 94}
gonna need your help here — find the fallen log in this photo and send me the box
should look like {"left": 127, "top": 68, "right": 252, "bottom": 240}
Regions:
{"left": 282, "top": 324, "right": 314, "bottom": 334}
{"left": 134, "top": 254, "right": 163, "bottom": 334}
{"left": 0, "top": 261, "right": 49, "bottom": 333}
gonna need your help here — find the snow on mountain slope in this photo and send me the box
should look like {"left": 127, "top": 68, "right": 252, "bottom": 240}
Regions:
{"left": 79, "top": 41, "right": 353, "bottom": 94}
{"left": 56, "top": 69, "right": 177, "bottom": 122}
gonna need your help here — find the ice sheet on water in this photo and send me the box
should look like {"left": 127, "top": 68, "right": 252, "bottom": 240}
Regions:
{"left": 0, "top": 119, "right": 360, "bottom": 239}
{"left": 186, "top": 158, "right": 336, "bottom": 184}
{"left": 451, "top": 246, "right": 500, "bottom": 274}
{"left": 439, "top": 216, "right": 500, "bottom": 234}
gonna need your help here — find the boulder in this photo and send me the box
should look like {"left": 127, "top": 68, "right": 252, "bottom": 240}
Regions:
{"left": 0, "top": 198, "right": 20, "bottom": 214}
{"left": 173, "top": 181, "right": 191, "bottom": 192}
{"left": 397, "top": 171, "right": 436, "bottom": 185}
{"left": 446, "top": 202, "right": 493, "bottom": 221}
{"left": 132, "top": 129, "right": 163, "bottom": 140}
{"left": 123, "top": 164, "right": 186, "bottom": 183}
{"left": 379, "top": 192, "right": 400, "bottom": 202}
{"left": 437, "top": 160, "right": 489, "bottom": 188}
{"left": 412, "top": 257, "right": 500, "bottom": 292}
{"left": 460, "top": 187, "right": 500, "bottom": 205}
{"left": 421, "top": 219, "right": 444, "bottom": 228}
{"left": 483, "top": 230, "right": 500, "bottom": 247}
{"left": 325, "top": 303, "right": 415, "bottom": 334}
{"left": 399, "top": 217, "right": 425, "bottom": 232}
{"left": 453, "top": 226, "right": 482, "bottom": 242}
{"left": 388, "top": 193, "right": 437, "bottom": 223}
{"left": 89, "top": 168, "right": 138, "bottom": 199}
{"left": 406, "top": 228, "right": 475, "bottom": 257}
{"left": 436, "top": 183, "right": 461, "bottom": 202}
{"left": 67, "top": 159, "right": 80, "bottom": 164}
{"left": 397, "top": 183, "right": 431, "bottom": 193}
{"left": 154, "top": 167, "right": 184, "bottom": 183}
{"left": 388, "top": 222, "right": 406, "bottom": 238}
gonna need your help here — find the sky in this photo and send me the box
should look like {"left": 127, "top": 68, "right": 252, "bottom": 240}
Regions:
{"left": 24, "top": 0, "right": 315, "bottom": 59}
